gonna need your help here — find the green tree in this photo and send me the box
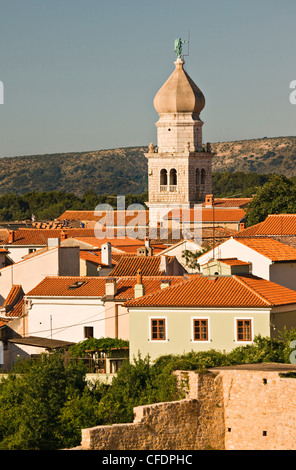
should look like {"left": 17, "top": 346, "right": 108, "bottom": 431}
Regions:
{"left": 0, "top": 353, "right": 94, "bottom": 450}
{"left": 95, "top": 354, "right": 181, "bottom": 425}
{"left": 245, "top": 174, "right": 296, "bottom": 226}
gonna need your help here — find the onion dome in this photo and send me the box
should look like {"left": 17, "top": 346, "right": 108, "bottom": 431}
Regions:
{"left": 153, "top": 58, "right": 205, "bottom": 115}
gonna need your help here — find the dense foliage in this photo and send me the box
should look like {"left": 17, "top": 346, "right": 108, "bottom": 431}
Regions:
{"left": 0, "top": 190, "right": 149, "bottom": 222}
{"left": 212, "top": 171, "right": 274, "bottom": 198}
{"left": 2, "top": 171, "right": 296, "bottom": 223}
{"left": 244, "top": 174, "right": 296, "bottom": 226}
{"left": 0, "top": 330, "right": 296, "bottom": 450}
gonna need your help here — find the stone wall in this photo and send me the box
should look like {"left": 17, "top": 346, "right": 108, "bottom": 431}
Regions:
{"left": 79, "top": 364, "right": 296, "bottom": 451}
{"left": 213, "top": 366, "right": 296, "bottom": 450}
{"left": 80, "top": 371, "right": 225, "bottom": 450}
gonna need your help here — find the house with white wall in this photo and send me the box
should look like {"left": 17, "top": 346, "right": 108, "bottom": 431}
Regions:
{"left": 197, "top": 237, "right": 296, "bottom": 291}
{"left": 0, "top": 274, "right": 184, "bottom": 368}
{"left": 0, "top": 245, "right": 80, "bottom": 304}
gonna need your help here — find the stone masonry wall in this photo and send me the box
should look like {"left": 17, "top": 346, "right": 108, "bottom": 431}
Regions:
{"left": 80, "top": 366, "right": 296, "bottom": 451}
{"left": 214, "top": 368, "right": 296, "bottom": 450}
{"left": 80, "top": 371, "right": 225, "bottom": 450}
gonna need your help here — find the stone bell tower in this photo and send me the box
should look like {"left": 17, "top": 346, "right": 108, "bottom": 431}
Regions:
{"left": 145, "top": 44, "right": 213, "bottom": 227}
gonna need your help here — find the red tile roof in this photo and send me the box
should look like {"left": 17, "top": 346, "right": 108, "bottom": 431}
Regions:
{"left": 3, "top": 285, "right": 24, "bottom": 307}
{"left": 235, "top": 214, "right": 296, "bottom": 238}
{"left": 164, "top": 208, "right": 246, "bottom": 223}
{"left": 217, "top": 258, "right": 250, "bottom": 266}
{"left": 1, "top": 228, "right": 96, "bottom": 246}
{"left": 79, "top": 250, "right": 109, "bottom": 267}
{"left": 234, "top": 237, "right": 296, "bottom": 261}
{"left": 6, "top": 297, "right": 25, "bottom": 317}
{"left": 209, "top": 198, "right": 252, "bottom": 208}
{"left": 57, "top": 210, "right": 149, "bottom": 225}
{"left": 108, "top": 256, "right": 176, "bottom": 277}
{"left": 26, "top": 275, "right": 184, "bottom": 300}
{"left": 125, "top": 274, "right": 296, "bottom": 309}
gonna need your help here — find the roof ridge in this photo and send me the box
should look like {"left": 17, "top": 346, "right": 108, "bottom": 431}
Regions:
{"left": 125, "top": 276, "right": 194, "bottom": 305}
{"left": 233, "top": 275, "right": 272, "bottom": 306}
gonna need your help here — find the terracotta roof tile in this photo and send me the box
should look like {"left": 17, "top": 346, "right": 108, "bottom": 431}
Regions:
{"left": 1, "top": 228, "right": 96, "bottom": 246}
{"left": 26, "top": 275, "right": 184, "bottom": 300}
{"left": 108, "top": 256, "right": 175, "bottom": 277}
{"left": 27, "top": 276, "right": 107, "bottom": 297}
{"left": 57, "top": 210, "right": 149, "bottom": 225}
{"left": 6, "top": 297, "right": 25, "bottom": 317}
{"left": 217, "top": 258, "right": 251, "bottom": 266}
{"left": 208, "top": 198, "right": 252, "bottom": 208}
{"left": 255, "top": 214, "right": 296, "bottom": 236}
{"left": 235, "top": 215, "right": 296, "bottom": 238}
{"left": 234, "top": 237, "right": 296, "bottom": 261}
{"left": 3, "top": 285, "right": 23, "bottom": 307}
{"left": 125, "top": 274, "right": 296, "bottom": 309}
{"left": 164, "top": 208, "right": 246, "bottom": 222}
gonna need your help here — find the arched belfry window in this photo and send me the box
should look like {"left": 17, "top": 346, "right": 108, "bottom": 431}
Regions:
{"left": 201, "top": 168, "right": 206, "bottom": 185}
{"left": 195, "top": 168, "right": 200, "bottom": 186}
{"left": 170, "top": 169, "right": 177, "bottom": 185}
{"left": 169, "top": 168, "right": 177, "bottom": 192}
{"left": 160, "top": 169, "right": 167, "bottom": 191}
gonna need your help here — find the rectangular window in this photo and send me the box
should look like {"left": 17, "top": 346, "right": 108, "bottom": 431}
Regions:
{"left": 193, "top": 319, "right": 208, "bottom": 341}
{"left": 84, "top": 326, "right": 94, "bottom": 339}
{"left": 237, "top": 319, "right": 252, "bottom": 341}
{"left": 151, "top": 318, "right": 166, "bottom": 341}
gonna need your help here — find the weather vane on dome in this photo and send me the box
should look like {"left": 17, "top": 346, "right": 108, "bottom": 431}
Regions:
{"left": 174, "top": 34, "right": 190, "bottom": 59}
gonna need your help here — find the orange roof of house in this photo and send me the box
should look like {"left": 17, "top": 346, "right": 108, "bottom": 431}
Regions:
{"left": 6, "top": 297, "right": 25, "bottom": 317}
{"left": 1, "top": 228, "right": 96, "bottom": 246}
{"left": 235, "top": 214, "right": 296, "bottom": 238}
{"left": 217, "top": 258, "right": 251, "bottom": 266}
{"left": 164, "top": 208, "right": 246, "bottom": 223}
{"left": 108, "top": 256, "right": 176, "bottom": 277}
{"left": 57, "top": 210, "right": 149, "bottom": 225}
{"left": 26, "top": 275, "right": 184, "bottom": 300}
{"left": 234, "top": 237, "right": 296, "bottom": 261}
{"left": 79, "top": 250, "right": 109, "bottom": 266}
{"left": 126, "top": 274, "right": 296, "bottom": 309}
{"left": 3, "top": 285, "right": 24, "bottom": 307}
{"left": 210, "top": 198, "right": 252, "bottom": 208}
{"left": 73, "top": 236, "right": 167, "bottom": 255}
{"left": 255, "top": 214, "right": 296, "bottom": 236}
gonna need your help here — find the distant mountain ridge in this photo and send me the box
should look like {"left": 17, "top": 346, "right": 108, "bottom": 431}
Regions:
{"left": 0, "top": 136, "right": 295, "bottom": 196}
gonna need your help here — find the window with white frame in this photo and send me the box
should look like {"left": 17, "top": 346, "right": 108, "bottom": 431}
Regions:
{"left": 236, "top": 319, "right": 252, "bottom": 342}
{"left": 192, "top": 318, "right": 209, "bottom": 341}
{"left": 150, "top": 318, "right": 166, "bottom": 341}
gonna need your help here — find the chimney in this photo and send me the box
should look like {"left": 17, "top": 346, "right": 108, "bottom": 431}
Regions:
{"left": 101, "top": 242, "right": 112, "bottom": 267}
{"left": 205, "top": 194, "right": 214, "bottom": 207}
{"left": 134, "top": 269, "right": 145, "bottom": 298}
{"left": 8, "top": 230, "right": 15, "bottom": 243}
{"left": 159, "top": 255, "right": 167, "bottom": 274}
{"left": 145, "top": 238, "right": 153, "bottom": 256}
{"left": 48, "top": 238, "right": 60, "bottom": 247}
{"left": 105, "top": 278, "right": 117, "bottom": 298}
{"left": 60, "top": 230, "right": 67, "bottom": 241}
{"left": 239, "top": 222, "right": 246, "bottom": 231}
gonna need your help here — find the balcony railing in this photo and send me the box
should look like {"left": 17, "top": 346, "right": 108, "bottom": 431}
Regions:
{"left": 170, "top": 185, "right": 177, "bottom": 192}
{"left": 160, "top": 185, "right": 167, "bottom": 192}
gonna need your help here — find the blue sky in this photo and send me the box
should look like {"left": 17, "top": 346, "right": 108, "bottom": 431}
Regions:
{"left": 0, "top": 0, "right": 295, "bottom": 158}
